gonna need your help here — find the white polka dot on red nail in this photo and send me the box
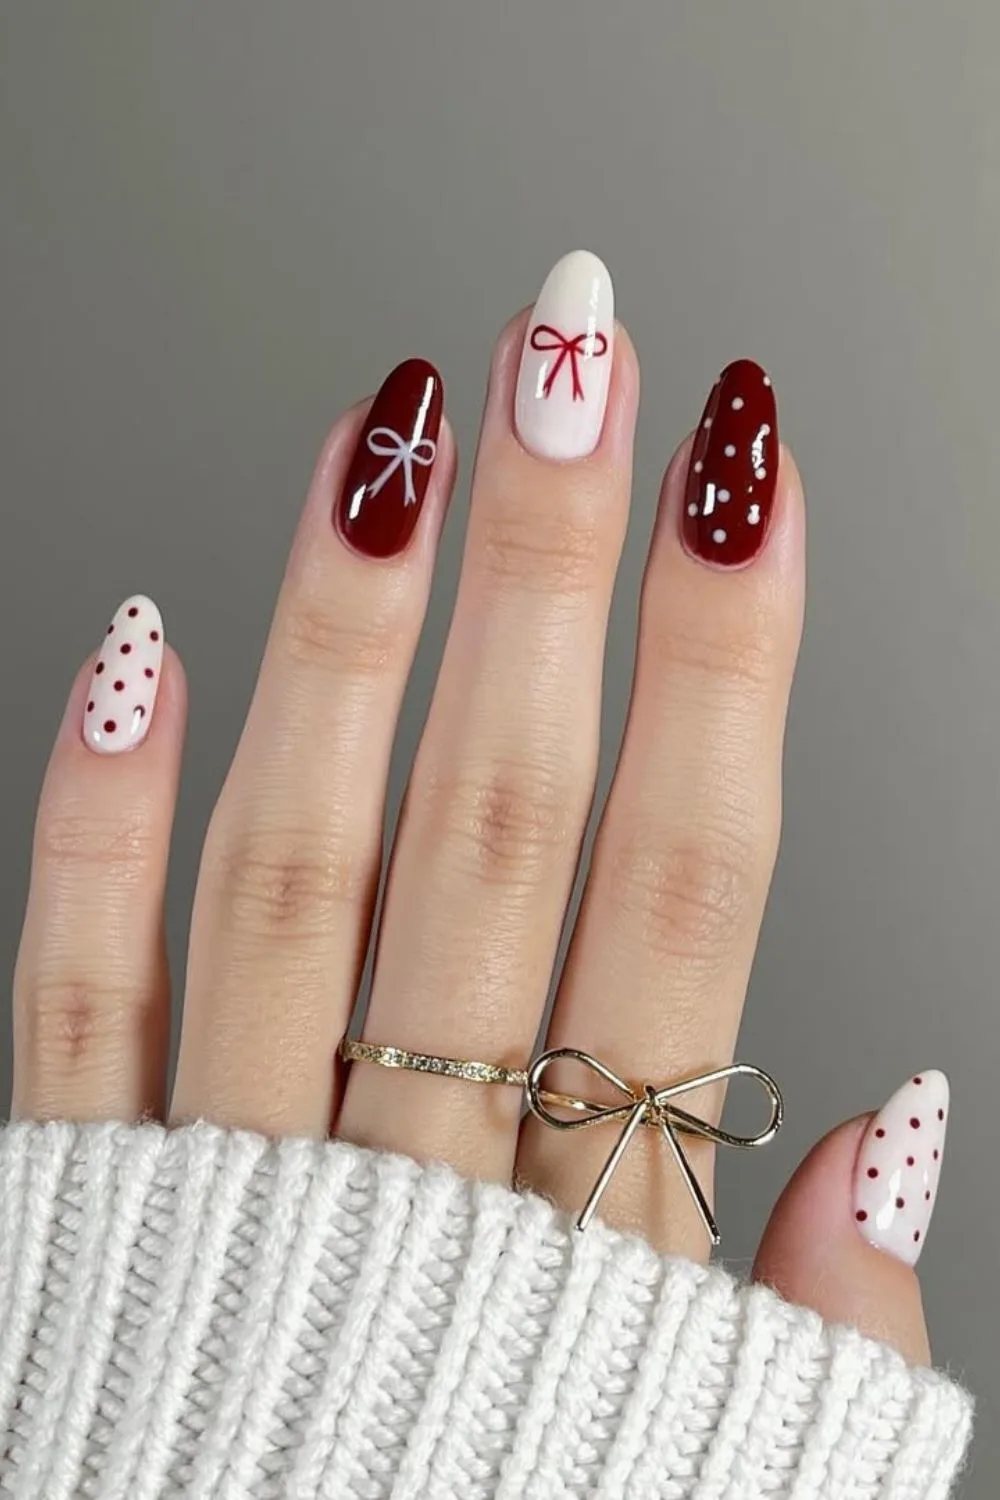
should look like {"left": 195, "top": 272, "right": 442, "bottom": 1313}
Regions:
{"left": 694, "top": 460, "right": 703, "bottom": 473}
{"left": 83, "top": 595, "right": 164, "bottom": 756}
{"left": 712, "top": 528, "right": 727, "bottom": 544}
{"left": 763, "top": 374, "right": 771, "bottom": 386}
{"left": 748, "top": 504, "right": 761, "bottom": 525}
{"left": 718, "top": 489, "right": 731, "bottom": 503}
{"left": 724, "top": 444, "right": 736, "bottom": 457}
{"left": 687, "top": 502, "right": 698, "bottom": 516}
{"left": 852, "top": 1070, "right": 948, "bottom": 1266}
{"left": 731, "top": 396, "right": 744, "bottom": 410}
{"left": 755, "top": 467, "right": 767, "bottom": 481}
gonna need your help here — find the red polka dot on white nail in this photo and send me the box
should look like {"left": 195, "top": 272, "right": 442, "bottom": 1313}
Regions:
{"left": 853, "top": 1070, "right": 948, "bottom": 1267}
{"left": 83, "top": 595, "right": 164, "bottom": 757}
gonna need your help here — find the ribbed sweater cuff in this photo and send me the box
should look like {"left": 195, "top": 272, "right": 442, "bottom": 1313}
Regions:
{"left": 0, "top": 1121, "right": 972, "bottom": 1499}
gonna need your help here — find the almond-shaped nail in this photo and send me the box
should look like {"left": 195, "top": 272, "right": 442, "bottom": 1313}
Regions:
{"left": 683, "top": 359, "right": 778, "bottom": 567}
{"left": 853, "top": 1071, "right": 949, "bottom": 1265}
{"left": 336, "top": 358, "right": 443, "bottom": 559}
{"left": 83, "top": 595, "right": 164, "bottom": 755}
{"left": 515, "top": 250, "right": 614, "bottom": 462}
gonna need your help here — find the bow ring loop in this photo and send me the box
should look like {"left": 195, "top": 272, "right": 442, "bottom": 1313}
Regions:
{"left": 526, "top": 1047, "right": 641, "bottom": 1131}
{"left": 525, "top": 1048, "right": 783, "bottom": 1243}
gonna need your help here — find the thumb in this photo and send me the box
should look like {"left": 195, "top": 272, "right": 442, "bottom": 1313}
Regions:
{"left": 752, "top": 1071, "right": 950, "bottom": 1366}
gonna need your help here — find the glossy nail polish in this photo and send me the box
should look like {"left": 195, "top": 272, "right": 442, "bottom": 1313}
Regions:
{"left": 83, "top": 595, "right": 163, "bottom": 755}
{"left": 515, "top": 249, "right": 614, "bottom": 462}
{"left": 337, "top": 358, "right": 443, "bottom": 559}
{"left": 853, "top": 1071, "right": 949, "bottom": 1266}
{"left": 682, "top": 359, "right": 778, "bottom": 567}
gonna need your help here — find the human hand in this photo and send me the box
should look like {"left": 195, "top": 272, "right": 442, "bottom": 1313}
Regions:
{"left": 11, "top": 251, "right": 942, "bottom": 1372}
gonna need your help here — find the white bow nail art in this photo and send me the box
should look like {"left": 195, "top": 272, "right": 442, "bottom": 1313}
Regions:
{"left": 365, "top": 427, "right": 437, "bottom": 507}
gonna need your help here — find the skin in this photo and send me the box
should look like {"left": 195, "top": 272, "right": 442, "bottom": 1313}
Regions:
{"left": 10, "top": 308, "right": 930, "bottom": 1367}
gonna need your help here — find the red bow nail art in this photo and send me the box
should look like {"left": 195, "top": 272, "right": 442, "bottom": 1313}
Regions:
{"left": 529, "top": 324, "right": 609, "bottom": 401}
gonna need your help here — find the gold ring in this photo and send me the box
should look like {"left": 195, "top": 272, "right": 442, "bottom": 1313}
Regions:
{"left": 338, "top": 1037, "right": 783, "bottom": 1246}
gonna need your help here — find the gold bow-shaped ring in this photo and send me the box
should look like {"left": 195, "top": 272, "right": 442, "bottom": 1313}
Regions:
{"left": 525, "top": 1048, "right": 784, "bottom": 1244}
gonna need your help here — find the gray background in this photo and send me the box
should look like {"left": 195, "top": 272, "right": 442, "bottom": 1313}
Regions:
{"left": 1, "top": 0, "right": 996, "bottom": 1485}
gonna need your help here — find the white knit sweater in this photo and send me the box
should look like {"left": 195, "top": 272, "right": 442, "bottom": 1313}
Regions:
{"left": 0, "top": 1122, "right": 972, "bottom": 1499}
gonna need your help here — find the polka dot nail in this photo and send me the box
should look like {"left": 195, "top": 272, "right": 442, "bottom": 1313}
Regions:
{"left": 83, "top": 595, "right": 164, "bottom": 755}
{"left": 852, "top": 1071, "right": 949, "bottom": 1267}
{"left": 682, "top": 359, "right": 778, "bottom": 567}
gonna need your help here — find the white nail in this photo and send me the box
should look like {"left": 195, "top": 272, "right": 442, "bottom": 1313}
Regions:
{"left": 83, "top": 595, "right": 164, "bottom": 755}
{"left": 853, "top": 1070, "right": 949, "bottom": 1266}
{"left": 515, "top": 249, "right": 614, "bottom": 462}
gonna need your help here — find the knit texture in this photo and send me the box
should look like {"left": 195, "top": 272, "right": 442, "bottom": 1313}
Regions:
{"left": 0, "top": 1122, "right": 972, "bottom": 1500}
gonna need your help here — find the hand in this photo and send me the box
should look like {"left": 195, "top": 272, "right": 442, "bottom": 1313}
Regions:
{"left": 10, "top": 251, "right": 940, "bottom": 1368}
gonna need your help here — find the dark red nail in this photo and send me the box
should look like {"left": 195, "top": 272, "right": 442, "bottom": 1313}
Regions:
{"left": 336, "top": 358, "right": 443, "bottom": 559}
{"left": 682, "top": 359, "right": 778, "bottom": 567}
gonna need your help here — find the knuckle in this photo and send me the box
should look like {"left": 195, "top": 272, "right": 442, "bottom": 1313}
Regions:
{"left": 37, "top": 806, "right": 157, "bottom": 878}
{"left": 608, "top": 829, "right": 762, "bottom": 960}
{"left": 21, "top": 979, "right": 145, "bottom": 1068}
{"left": 478, "top": 509, "right": 605, "bottom": 597}
{"left": 279, "top": 596, "right": 399, "bottom": 680}
{"left": 651, "top": 617, "right": 780, "bottom": 696}
{"left": 424, "top": 765, "right": 580, "bottom": 889}
{"left": 209, "top": 824, "right": 374, "bottom": 939}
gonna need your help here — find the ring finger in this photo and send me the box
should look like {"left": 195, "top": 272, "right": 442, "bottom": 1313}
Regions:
{"left": 518, "top": 362, "right": 805, "bottom": 1257}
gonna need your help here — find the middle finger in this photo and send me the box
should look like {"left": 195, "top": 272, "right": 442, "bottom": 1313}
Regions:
{"left": 339, "top": 251, "right": 637, "bottom": 1179}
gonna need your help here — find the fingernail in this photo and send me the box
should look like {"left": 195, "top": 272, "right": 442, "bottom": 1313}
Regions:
{"left": 336, "top": 358, "right": 443, "bottom": 559}
{"left": 682, "top": 359, "right": 778, "bottom": 567}
{"left": 853, "top": 1071, "right": 949, "bottom": 1266}
{"left": 83, "top": 595, "right": 164, "bottom": 755}
{"left": 515, "top": 249, "right": 614, "bottom": 462}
